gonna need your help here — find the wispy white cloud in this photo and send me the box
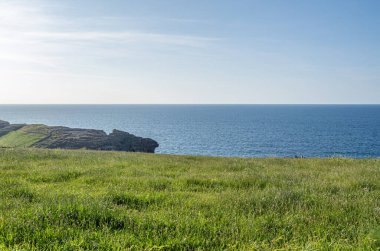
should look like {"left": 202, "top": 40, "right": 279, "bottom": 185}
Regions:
{"left": 98, "top": 16, "right": 211, "bottom": 24}
{"left": 0, "top": 1, "right": 59, "bottom": 68}
{"left": 0, "top": 0, "right": 226, "bottom": 104}
{"left": 24, "top": 31, "right": 219, "bottom": 47}
{"left": 0, "top": 1, "right": 50, "bottom": 28}
{"left": 0, "top": 1, "right": 218, "bottom": 71}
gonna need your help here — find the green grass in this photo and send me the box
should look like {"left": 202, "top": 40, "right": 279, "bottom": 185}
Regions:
{"left": 0, "top": 148, "right": 379, "bottom": 250}
{"left": 0, "top": 125, "right": 48, "bottom": 148}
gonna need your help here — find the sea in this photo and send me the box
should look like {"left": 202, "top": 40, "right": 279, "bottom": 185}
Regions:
{"left": 0, "top": 105, "right": 379, "bottom": 158}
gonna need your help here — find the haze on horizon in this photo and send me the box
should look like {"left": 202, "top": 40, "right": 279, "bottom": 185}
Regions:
{"left": 0, "top": 0, "right": 379, "bottom": 104}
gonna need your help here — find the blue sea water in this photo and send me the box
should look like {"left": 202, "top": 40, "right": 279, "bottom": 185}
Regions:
{"left": 0, "top": 105, "right": 379, "bottom": 158}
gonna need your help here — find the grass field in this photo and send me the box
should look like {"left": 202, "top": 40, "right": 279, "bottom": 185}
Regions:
{"left": 0, "top": 148, "right": 379, "bottom": 250}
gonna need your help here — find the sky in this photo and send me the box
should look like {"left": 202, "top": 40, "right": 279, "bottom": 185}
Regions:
{"left": 0, "top": 0, "right": 379, "bottom": 104}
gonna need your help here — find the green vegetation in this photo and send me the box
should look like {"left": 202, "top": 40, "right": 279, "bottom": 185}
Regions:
{"left": 0, "top": 148, "right": 379, "bottom": 250}
{"left": 0, "top": 125, "right": 48, "bottom": 148}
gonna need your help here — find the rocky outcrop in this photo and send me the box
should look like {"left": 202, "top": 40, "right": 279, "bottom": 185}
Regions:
{"left": 0, "top": 120, "right": 10, "bottom": 128}
{"left": 107, "top": 130, "right": 159, "bottom": 153}
{"left": 0, "top": 120, "right": 159, "bottom": 153}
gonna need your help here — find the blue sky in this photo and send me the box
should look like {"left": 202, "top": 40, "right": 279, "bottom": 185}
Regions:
{"left": 0, "top": 0, "right": 379, "bottom": 104}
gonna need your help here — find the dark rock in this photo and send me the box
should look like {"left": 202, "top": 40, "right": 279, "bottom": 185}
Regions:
{"left": 33, "top": 126, "right": 159, "bottom": 153}
{"left": 32, "top": 126, "right": 109, "bottom": 150}
{"left": 0, "top": 120, "right": 10, "bottom": 129}
{"left": 107, "top": 129, "right": 159, "bottom": 153}
{"left": 0, "top": 119, "right": 159, "bottom": 153}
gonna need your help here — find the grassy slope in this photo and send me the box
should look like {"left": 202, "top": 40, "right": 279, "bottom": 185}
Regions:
{"left": 0, "top": 125, "right": 48, "bottom": 148}
{"left": 0, "top": 148, "right": 379, "bottom": 250}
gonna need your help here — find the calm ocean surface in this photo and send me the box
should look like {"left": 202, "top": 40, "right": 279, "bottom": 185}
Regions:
{"left": 0, "top": 105, "right": 379, "bottom": 158}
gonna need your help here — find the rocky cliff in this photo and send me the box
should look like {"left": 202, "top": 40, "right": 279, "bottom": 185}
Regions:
{"left": 0, "top": 120, "right": 158, "bottom": 153}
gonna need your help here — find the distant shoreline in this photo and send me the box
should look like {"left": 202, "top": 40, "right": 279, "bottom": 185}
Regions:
{"left": 0, "top": 105, "right": 379, "bottom": 158}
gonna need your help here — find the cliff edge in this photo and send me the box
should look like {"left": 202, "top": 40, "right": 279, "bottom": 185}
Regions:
{"left": 0, "top": 120, "right": 158, "bottom": 153}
